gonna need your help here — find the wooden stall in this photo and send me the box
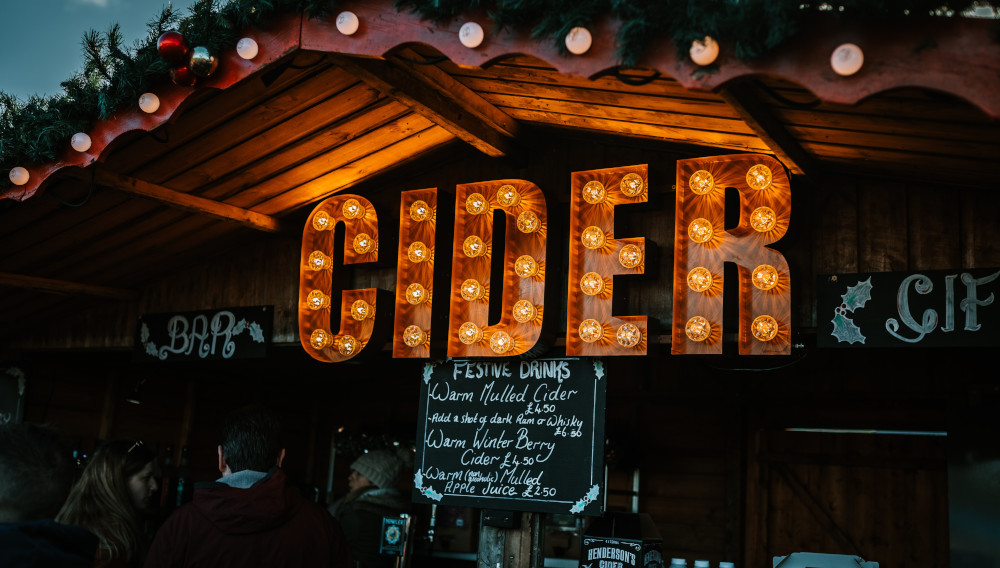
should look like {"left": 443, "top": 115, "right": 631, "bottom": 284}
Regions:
{"left": 2, "top": 2, "right": 1000, "bottom": 567}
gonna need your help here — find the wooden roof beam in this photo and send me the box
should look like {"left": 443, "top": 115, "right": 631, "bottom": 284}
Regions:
{"left": 719, "top": 82, "right": 817, "bottom": 178}
{"left": 330, "top": 52, "right": 520, "bottom": 158}
{"left": 67, "top": 167, "right": 287, "bottom": 233}
{"left": 0, "top": 271, "right": 138, "bottom": 300}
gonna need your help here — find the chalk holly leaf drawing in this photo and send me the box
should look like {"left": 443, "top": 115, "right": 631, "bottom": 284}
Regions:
{"left": 570, "top": 484, "right": 601, "bottom": 514}
{"left": 422, "top": 362, "right": 437, "bottom": 384}
{"left": 593, "top": 360, "right": 605, "bottom": 380}
{"left": 830, "top": 277, "right": 873, "bottom": 344}
{"left": 413, "top": 470, "right": 442, "bottom": 501}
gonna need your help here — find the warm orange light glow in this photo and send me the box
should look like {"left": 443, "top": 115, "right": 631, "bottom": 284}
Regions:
{"left": 578, "top": 319, "right": 604, "bottom": 343}
{"left": 342, "top": 198, "right": 366, "bottom": 220}
{"left": 409, "top": 200, "right": 432, "bottom": 222}
{"left": 751, "top": 315, "right": 778, "bottom": 341}
{"left": 616, "top": 323, "right": 642, "bottom": 348}
{"left": 689, "top": 170, "right": 714, "bottom": 195}
{"left": 685, "top": 316, "right": 711, "bottom": 342}
{"left": 516, "top": 211, "right": 540, "bottom": 233}
{"left": 514, "top": 255, "right": 539, "bottom": 278}
{"left": 448, "top": 179, "right": 548, "bottom": 358}
{"left": 407, "top": 241, "right": 431, "bottom": 263}
{"left": 581, "top": 226, "right": 606, "bottom": 249}
{"left": 466, "top": 192, "right": 488, "bottom": 214}
{"left": 566, "top": 165, "right": 648, "bottom": 356}
{"left": 687, "top": 267, "right": 713, "bottom": 292}
{"left": 746, "top": 164, "right": 773, "bottom": 190}
{"left": 393, "top": 189, "right": 439, "bottom": 359}
{"left": 582, "top": 180, "right": 606, "bottom": 204}
{"left": 403, "top": 325, "right": 428, "bottom": 347}
{"left": 350, "top": 300, "right": 373, "bottom": 321}
{"left": 300, "top": 194, "right": 380, "bottom": 363}
{"left": 672, "top": 154, "right": 791, "bottom": 356}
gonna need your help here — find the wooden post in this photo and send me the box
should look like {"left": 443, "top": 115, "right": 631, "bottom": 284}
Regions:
{"left": 476, "top": 512, "right": 544, "bottom": 568}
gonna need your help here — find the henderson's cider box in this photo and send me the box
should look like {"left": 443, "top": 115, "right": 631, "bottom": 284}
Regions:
{"left": 580, "top": 513, "right": 664, "bottom": 568}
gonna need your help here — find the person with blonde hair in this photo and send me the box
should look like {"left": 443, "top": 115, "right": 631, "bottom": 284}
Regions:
{"left": 57, "top": 439, "right": 159, "bottom": 568}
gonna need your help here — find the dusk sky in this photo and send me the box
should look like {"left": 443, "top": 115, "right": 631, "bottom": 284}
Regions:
{"left": 0, "top": 0, "right": 199, "bottom": 100}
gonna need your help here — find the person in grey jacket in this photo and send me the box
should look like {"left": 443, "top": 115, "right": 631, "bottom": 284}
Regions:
{"left": 329, "top": 449, "right": 411, "bottom": 568}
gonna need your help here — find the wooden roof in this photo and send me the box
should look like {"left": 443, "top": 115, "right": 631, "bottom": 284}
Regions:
{"left": 2, "top": 0, "right": 1000, "bottom": 343}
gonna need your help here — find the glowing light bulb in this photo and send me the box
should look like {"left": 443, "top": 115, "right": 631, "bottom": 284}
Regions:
{"left": 752, "top": 315, "right": 779, "bottom": 341}
{"left": 512, "top": 300, "right": 537, "bottom": 323}
{"left": 236, "top": 37, "right": 259, "bottom": 59}
{"left": 342, "top": 198, "right": 365, "bottom": 219}
{"left": 307, "top": 251, "right": 332, "bottom": 271}
{"left": 582, "top": 180, "right": 606, "bottom": 204}
{"left": 687, "top": 267, "right": 713, "bottom": 292}
{"left": 516, "top": 211, "right": 540, "bottom": 233}
{"left": 579, "top": 319, "right": 604, "bottom": 343}
{"left": 309, "top": 328, "right": 333, "bottom": 350}
{"left": 405, "top": 283, "right": 429, "bottom": 305}
{"left": 350, "top": 300, "right": 373, "bottom": 321}
{"left": 690, "top": 36, "right": 720, "bottom": 66}
{"left": 407, "top": 241, "right": 431, "bottom": 263}
{"left": 831, "top": 43, "right": 864, "bottom": 76}
{"left": 138, "top": 93, "right": 160, "bottom": 113}
{"left": 337, "top": 335, "right": 359, "bottom": 356}
{"left": 403, "top": 325, "right": 427, "bottom": 347}
{"left": 750, "top": 206, "right": 776, "bottom": 232}
{"left": 336, "top": 11, "right": 360, "bottom": 35}
{"left": 497, "top": 184, "right": 520, "bottom": 207}
{"left": 8, "top": 167, "right": 29, "bottom": 186}
{"left": 618, "top": 244, "right": 643, "bottom": 269}
{"left": 489, "top": 330, "right": 514, "bottom": 354}
{"left": 685, "top": 316, "right": 712, "bottom": 342}
{"left": 688, "top": 218, "right": 713, "bottom": 243}
{"left": 580, "top": 272, "right": 605, "bottom": 296}
{"left": 619, "top": 172, "right": 644, "bottom": 197}
{"left": 616, "top": 323, "right": 642, "bottom": 347}
{"left": 409, "top": 200, "right": 431, "bottom": 222}
{"left": 565, "top": 27, "right": 592, "bottom": 55}
{"left": 746, "top": 164, "right": 772, "bottom": 190}
{"left": 514, "top": 255, "right": 539, "bottom": 278}
{"left": 460, "top": 279, "right": 485, "bottom": 301}
{"left": 463, "top": 235, "right": 485, "bottom": 257}
{"left": 689, "top": 170, "right": 714, "bottom": 194}
{"left": 581, "top": 226, "right": 606, "bottom": 249}
{"left": 71, "top": 133, "right": 92, "bottom": 152}
{"left": 459, "top": 22, "right": 485, "bottom": 48}
{"left": 752, "top": 264, "right": 780, "bottom": 290}
{"left": 458, "top": 322, "right": 483, "bottom": 344}
{"left": 466, "top": 192, "right": 488, "bottom": 214}
{"left": 352, "top": 233, "right": 375, "bottom": 254}
{"left": 306, "top": 290, "right": 330, "bottom": 310}
{"left": 312, "top": 210, "right": 332, "bottom": 231}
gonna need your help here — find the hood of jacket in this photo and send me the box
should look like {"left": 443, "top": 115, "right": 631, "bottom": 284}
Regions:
{"left": 191, "top": 468, "right": 303, "bottom": 535}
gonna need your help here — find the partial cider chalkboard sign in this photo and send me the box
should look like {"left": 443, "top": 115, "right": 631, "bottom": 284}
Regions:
{"left": 135, "top": 306, "right": 272, "bottom": 361}
{"left": 1, "top": 367, "right": 27, "bottom": 425}
{"left": 818, "top": 268, "right": 1000, "bottom": 348}
{"left": 413, "top": 359, "right": 606, "bottom": 516}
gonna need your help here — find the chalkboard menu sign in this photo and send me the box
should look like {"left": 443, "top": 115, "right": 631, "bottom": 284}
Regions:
{"left": 135, "top": 306, "right": 272, "bottom": 362}
{"left": 413, "top": 359, "right": 606, "bottom": 516}
{"left": 817, "top": 268, "right": 1000, "bottom": 348}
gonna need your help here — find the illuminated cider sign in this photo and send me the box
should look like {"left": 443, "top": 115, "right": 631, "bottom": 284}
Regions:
{"left": 299, "top": 155, "right": 791, "bottom": 361}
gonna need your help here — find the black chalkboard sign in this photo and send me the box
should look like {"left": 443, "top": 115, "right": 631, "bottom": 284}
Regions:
{"left": 135, "top": 306, "right": 272, "bottom": 361}
{"left": 817, "top": 268, "right": 1000, "bottom": 348}
{"left": 1, "top": 367, "right": 27, "bottom": 425}
{"left": 413, "top": 359, "right": 606, "bottom": 516}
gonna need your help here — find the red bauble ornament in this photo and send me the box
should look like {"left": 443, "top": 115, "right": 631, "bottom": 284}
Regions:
{"left": 157, "top": 31, "right": 190, "bottom": 67}
{"left": 170, "top": 66, "right": 197, "bottom": 87}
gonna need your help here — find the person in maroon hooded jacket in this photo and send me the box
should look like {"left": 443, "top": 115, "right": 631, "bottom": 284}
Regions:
{"left": 144, "top": 405, "right": 352, "bottom": 568}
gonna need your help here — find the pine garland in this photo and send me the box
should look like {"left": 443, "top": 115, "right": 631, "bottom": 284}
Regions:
{"left": 0, "top": 0, "right": 991, "bottom": 190}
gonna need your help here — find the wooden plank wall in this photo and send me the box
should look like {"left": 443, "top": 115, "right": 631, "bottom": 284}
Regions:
{"left": 7, "top": 133, "right": 1000, "bottom": 567}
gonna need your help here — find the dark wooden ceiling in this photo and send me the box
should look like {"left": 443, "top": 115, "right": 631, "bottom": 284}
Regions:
{"left": 3, "top": 3, "right": 1000, "bottom": 344}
